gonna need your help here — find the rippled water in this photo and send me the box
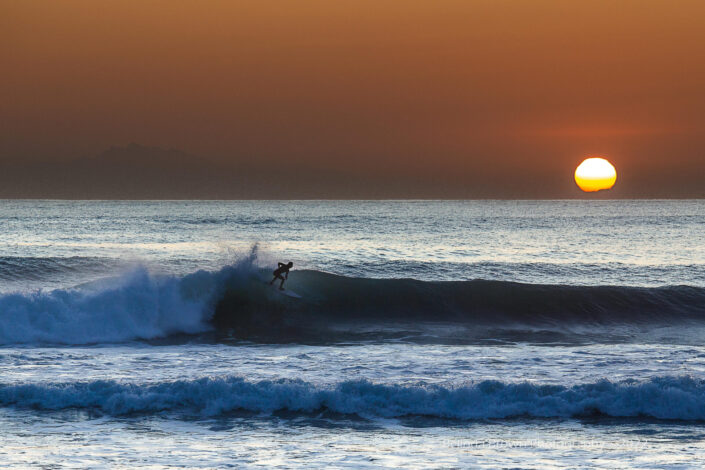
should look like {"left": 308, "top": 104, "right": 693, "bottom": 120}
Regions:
{"left": 2, "top": 200, "right": 704, "bottom": 289}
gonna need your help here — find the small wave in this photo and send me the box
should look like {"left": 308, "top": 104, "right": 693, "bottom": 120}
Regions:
{"left": 338, "top": 259, "right": 705, "bottom": 287}
{"left": 0, "top": 256, "right": 119, "bottom": 282}
{"left": 1, "top": 376, "right": 703, "bottom": 421}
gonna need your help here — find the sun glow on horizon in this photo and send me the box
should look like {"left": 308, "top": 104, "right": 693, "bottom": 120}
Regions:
{"left": 574, "top": 157, "right": 617, "bottom": 192}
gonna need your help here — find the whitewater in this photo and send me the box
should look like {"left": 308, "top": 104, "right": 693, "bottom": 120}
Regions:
{"left": 1, "top": 200, "right": 705, "bottom": 468}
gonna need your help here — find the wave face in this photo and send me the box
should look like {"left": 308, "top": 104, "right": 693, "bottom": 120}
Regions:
{"left": 214, "top": 270, "right": 705, "bottom": 333}
{"left": 1, "top": 376, "right": 703, "bottom": 421}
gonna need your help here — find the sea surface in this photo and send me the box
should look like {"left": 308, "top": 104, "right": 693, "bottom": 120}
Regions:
{"left": 1, "top": 200, "right": 704, "bottom": 468}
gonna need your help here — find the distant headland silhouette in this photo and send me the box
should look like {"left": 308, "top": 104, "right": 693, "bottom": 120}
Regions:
{"left": 0, "top": 143, "right": 383, "bottom": 199}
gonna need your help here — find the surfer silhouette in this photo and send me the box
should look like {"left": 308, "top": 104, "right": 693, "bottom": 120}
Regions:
{"left": 269, "top": 261, "right": 293, "bottom": 290}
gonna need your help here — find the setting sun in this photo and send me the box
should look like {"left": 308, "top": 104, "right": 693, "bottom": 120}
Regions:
{"left": 574, "top": 157, "right": 617, "bottom": 192}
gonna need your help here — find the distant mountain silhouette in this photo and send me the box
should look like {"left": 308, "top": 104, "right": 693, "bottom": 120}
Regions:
{"left": 0, "top": 144, "right": 226, "bottom": 199}
{"left": 0, "top": 143, "right": 415, "bottom": 199}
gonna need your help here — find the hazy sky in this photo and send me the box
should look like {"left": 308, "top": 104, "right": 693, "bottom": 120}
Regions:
{"left": 2, "top": 0, "right": 704, "bottom": 197}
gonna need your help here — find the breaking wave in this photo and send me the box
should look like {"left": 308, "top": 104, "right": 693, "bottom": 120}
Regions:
{"left": 1, "top": 376, "right": 704, "bottom": 421}
{"left": 0, "top": 250, "right": 263, "bottom": 345}
{"left": 0, "top": 248, "right": 703, "bottom": 345}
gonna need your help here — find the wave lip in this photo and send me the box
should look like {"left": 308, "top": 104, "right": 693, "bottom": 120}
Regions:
{"left": 2, "top": 376, "right": 704, "bottom": 421}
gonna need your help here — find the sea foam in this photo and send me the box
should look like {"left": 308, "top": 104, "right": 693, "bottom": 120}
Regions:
{"left": 0, "top": 246, "right": 264, "bottom": 345}
{"left": 1, "top": 376, "right": 703, "bottom": 421}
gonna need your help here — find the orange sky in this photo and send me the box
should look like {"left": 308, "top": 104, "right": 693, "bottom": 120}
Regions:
{"left": 2, "top": 0, "right": 705, "bottom": 197}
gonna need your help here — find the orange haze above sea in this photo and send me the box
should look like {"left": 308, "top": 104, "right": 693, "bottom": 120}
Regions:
{"left": 2, "top": 0, "right": 705, "bottom": 198}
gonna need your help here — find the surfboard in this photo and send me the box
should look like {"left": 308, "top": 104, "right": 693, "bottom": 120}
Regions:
{"left": 277, "top": 288, "right": 302, "bottom": 299}
{"left": 266, "top": 282, "right": 302, "bottom": 298}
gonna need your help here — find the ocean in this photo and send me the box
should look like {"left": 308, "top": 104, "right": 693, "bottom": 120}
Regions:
{"left": 1, "top": 200, "right": 704, "bottom": 468}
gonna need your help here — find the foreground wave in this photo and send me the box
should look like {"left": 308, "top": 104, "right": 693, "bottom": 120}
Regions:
{"left": 0, "top": 252, "right": 704, "bottom": 344}
{"left": 2, "top": 376, "right": 704, "bottom": 421}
